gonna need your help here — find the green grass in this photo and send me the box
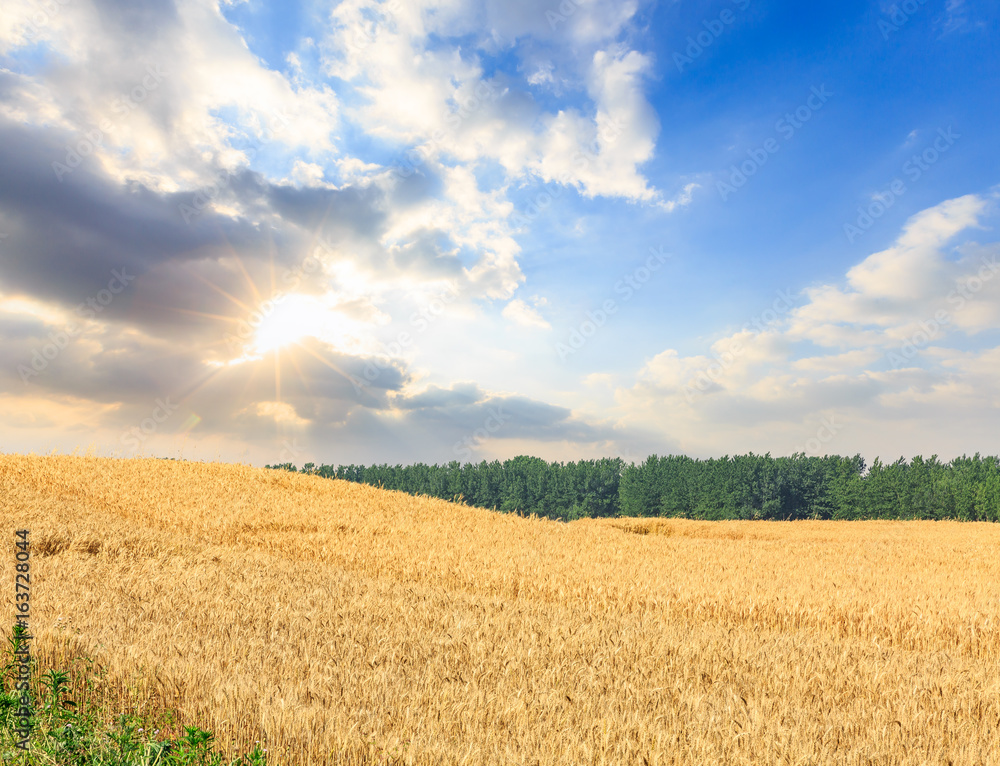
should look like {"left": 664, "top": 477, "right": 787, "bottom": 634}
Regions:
{"left": 1, "top": 624, "right": 271, "bottom": 766}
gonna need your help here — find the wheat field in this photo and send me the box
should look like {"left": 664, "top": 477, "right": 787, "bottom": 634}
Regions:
{"left": 1, "top": 454, "right": 999, "bottom": 765}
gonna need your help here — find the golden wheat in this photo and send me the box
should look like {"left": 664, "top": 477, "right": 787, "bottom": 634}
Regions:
{"left": 1, "top": 454, "right": 998, "bottom": 765}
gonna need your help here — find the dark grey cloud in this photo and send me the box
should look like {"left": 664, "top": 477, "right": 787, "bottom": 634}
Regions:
{"left": 0, "top": 114, "right": 596, "bottom": 464}
{"left": 0, "top": 117, "right": 409, "bottom": 347}
{"left": 394, "top": 384, "right": 611, "bottom": 444}
{"left": 0, "top": 0, "right": 650, "bottom": 468}
{"left": 90, "top": 0, "right": 180, "bottom": 39}
{"left": 0, "top": 113, "right": 478, "bottom": 352}
{"left": 262, "top": 176, "right": 388, "bottom": 238}
{"left": 395, "top": 381, "right": 482, "bottom": 409}
{"left": 0, "top": 321, "right": 212, "bottom": 406}
{"left": 0, "top": 118, "right": 276, "bottom": 312}
{"left": 388, "top": 228, "right": 465, "bottom": 278}
{"left": 0, "top": 317, "right": 408, "bottom": 418}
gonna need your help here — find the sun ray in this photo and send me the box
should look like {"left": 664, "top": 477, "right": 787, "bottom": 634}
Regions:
{"left": 232, "top": 350, "right": 265, "bottom": 402}
{"left": 293, "top": 341, "right": 362, "bottom": 390}
{"left": 143, "top": 304, "right": 238, "bottom": 323}
{"left": 62, "top": 401, "right": 126, "bottom": 431}
{"left": 226, "top": 246, "right": 265, "bottom": 307}
{"left": 274, "top": 347, "right": 281, "bottom": 405}
{"left": 186, "top": 267, "right": 257, "bottom": 315}
{"left": 173, "top": 367, "right": 224, "bottom": 402}
{"left": 284, "top": 346, "right": 312, "bottom": 397}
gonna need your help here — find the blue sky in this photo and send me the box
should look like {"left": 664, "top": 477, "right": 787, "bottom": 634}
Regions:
{"left": 0, "top": 0, "right": 998, "bottom": 466}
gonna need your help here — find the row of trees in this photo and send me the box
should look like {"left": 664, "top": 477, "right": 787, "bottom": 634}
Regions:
{"left": 266, "top": 453, "right": 1000, "bottom": 522}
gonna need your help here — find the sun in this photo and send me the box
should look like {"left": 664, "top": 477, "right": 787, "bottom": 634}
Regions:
{"left": 250, "top": 293, "right": 361, "bottom": 355}
{"left": 251, "top": 294, "right": 321, "bottom": 354}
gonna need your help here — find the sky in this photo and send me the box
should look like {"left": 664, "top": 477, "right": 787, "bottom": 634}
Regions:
{"left": 0, "top": 0, "right": 998, "bottom": 468}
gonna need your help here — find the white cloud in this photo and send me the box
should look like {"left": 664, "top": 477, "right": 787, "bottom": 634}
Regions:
{"left": 941, "top": 0, "right": 969, "bottom": 33}
{"left": 502, "top": 298, "right": 550, "bottom": 330}
{"left": 662, "top": 182, "right": 699, "bottom": 213}
{"left": 527, "top": 62, "right": 555, "bottom": 86}
{"left": 788, "top": 195, "right": 999, "bottom": 344}
{"left": 322, "top": 0, "right": 666, "bottom": 204}
{"left": 2, "top": 0, "right": 340, "bottom": 194}
{"left": 254, "top": 400, "right": 311, "bottom": 426}
{"left": 612, "top": 193, "right": 1000, "bottom": 459}
{"left": 287, "top": 160, "right": 328, "bottom": 186}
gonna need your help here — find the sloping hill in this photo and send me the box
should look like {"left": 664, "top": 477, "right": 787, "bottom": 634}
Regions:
{"left": 2, "top": 454, "right": 999, "bottom": 765}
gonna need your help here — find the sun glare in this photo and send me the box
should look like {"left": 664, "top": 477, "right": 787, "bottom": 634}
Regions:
{"left": 252, "top": 294, "right": 320, "bottom": 354}
{"left": 251, "top": 294, "right": 359, "bottom": 355}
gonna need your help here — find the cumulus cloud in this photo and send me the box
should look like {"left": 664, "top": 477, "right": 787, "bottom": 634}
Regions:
{"left": 321, "top": 0, "right": 669, "bottom": 204}
{"left": 2, "top": 0, "right": 340, "bottom": 195}
{"left": 788, "top": 195, "right": 999, "bottom": 344}
{"left": 614, "top": 193, "right": 1000, "bottom": 459}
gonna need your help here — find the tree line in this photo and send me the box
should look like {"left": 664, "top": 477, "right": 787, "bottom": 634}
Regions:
{"left": 266, "top": 453, "right": 1000, "bottom": 522}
